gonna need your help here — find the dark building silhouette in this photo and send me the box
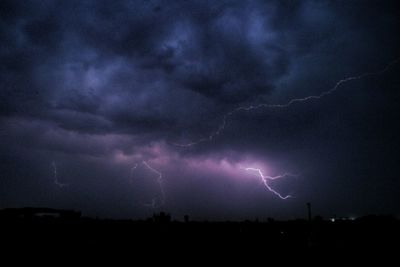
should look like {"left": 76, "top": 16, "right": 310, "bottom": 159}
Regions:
{"left": 152, "top": 212, "right": 171, "bottom": 223}
{"left": 0, "top": 207, "right": 81, "bottom": 220}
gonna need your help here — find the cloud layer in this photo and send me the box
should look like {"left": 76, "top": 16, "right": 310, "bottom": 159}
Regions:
{"left": 1, "top": 0, "right": 400, "bottom": 219}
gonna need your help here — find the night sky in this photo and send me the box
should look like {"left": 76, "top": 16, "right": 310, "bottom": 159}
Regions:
{"left": 1, "top": 0, "right": 399, "bottom": 220}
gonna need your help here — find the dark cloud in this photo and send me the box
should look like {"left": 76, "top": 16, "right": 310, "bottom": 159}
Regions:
{"left": 1, "top": 0, "right": 399, "bottom": 219}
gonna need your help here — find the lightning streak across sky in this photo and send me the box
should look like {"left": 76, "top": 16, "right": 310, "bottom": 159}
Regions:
{"left": 130, "top": 161, "right": 165, "bottom": 209}
{"left": 244, "top": 167, "right": 297, "bottom": 200}
{"left": 51, "top": 161, "right": 68, "bottom": 188}
{"left": 175, "top": 57, "right": 400, "bottom": 147}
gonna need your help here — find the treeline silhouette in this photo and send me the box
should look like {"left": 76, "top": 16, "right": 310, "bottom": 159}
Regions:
{"left": 0, "top": 207, "right": 398, "bottom": 259}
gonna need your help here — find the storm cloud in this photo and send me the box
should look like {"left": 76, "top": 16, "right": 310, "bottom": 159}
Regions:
{"left": 1, "top": 0, "right": 399, "bottom": 219}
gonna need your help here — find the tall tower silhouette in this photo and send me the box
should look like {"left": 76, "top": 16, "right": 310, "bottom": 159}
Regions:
{"left": 307, "top": 202, "right": 312, "bottom": 222}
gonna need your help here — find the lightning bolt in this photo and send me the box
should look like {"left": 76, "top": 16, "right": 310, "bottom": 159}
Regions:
{"left": 51, "top": 161, "right": 68, "bottom": 188}
{"left": 142, "top": 161, "right": 165, "bottom": 208}
{"left": 130, "top": 163, "right": 139, "bottom": 180}
{"left": 175, "top": 57, "right": 400, "bottom": 147}
{"left": 244, "top": 167, "right": 297, "bottom": 200}
{"left": 130, "top": 161, "right": 165, "bottom": 209}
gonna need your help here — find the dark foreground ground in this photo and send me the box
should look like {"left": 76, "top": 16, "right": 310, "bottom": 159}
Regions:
{"left": 0, "top": 208, "right": 399, "bottom": 263}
